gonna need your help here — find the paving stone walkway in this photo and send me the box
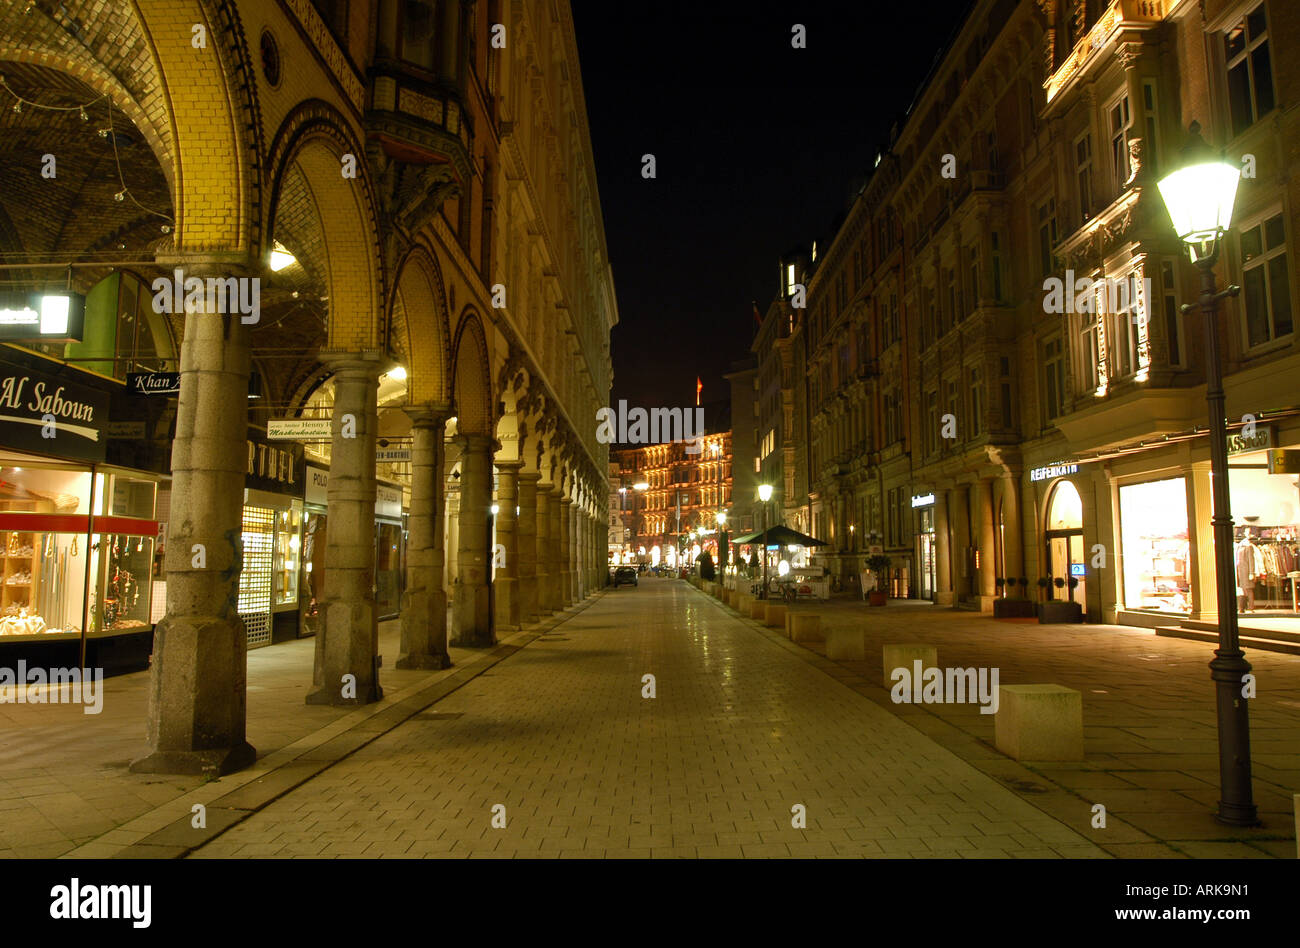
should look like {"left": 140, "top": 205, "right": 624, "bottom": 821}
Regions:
{"left": 190, "top": 577, "right": 1106, "bottom": 858}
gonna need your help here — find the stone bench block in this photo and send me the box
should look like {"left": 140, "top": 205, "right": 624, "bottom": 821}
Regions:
{"left": 882, "top": 644, "right": 938, "bottom": 688}
{"left": 789, "top": 613, "right": 823, "bottom": 643}
{"left": 827, "top": 627, "right": 868, "bottom": 661}
{"left": 748, "top": 599, "right": 767, "bottom": 619}
{"left": 764, "top": 603, "right": 787, "bottom": 627}
{"left": 736, "top": 593, "right": 751, "bottom": 614}
{"left": 994, "top": 684, "right": 1084, "bottom": 761}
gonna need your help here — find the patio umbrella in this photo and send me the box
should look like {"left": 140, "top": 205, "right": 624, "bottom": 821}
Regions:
{"left": 731, "top": 525, "right": 826, "bottom": 548}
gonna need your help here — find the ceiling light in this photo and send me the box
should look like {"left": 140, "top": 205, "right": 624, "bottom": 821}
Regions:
{"left": 269, "top": 240, "right": 296, "bottom": 272}
{"left": 388, "top": 366, "right": 407, "bottom": 381}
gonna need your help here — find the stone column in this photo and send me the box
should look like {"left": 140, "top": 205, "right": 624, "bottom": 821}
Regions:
{"left": 976, "top": 478, "right": 997, "bottom": 611}
{"left": 536, "top": 478, "right": 554, "bottom": 613}
{"left": 1000, "top": 474, "right": 1024, "bottom": 587}
{"left": 444, "top": 486, "right": 460, "bottom": 590}
{"left": 451, "top": 434, "right": 494, "bottom": 646}
{"left": 398, "top": 406, "right": 451, "bottom": 669}
{"left": 598, "top": 506, "right": 609, "bottom": 587}
{"left": 550, "top": 485, "right": 566, "bottom": 607}
{"left": 570, "top": 498, "right": 582, "bottom": 601}
{"left": 517, "top": 472, "right": 540, "bottom": 621}
{"left": 133, "top": 307, "right": 254, "bottom": 776}
{"left": 307, "top": 355, "right": 381, "bottom": 706}
{"left": 494, "top": 461, "right": 522, "bottom": 629}
{"left": 951, "top": 484, "right": 972, "bottom": 603}
{"left": 559, "top": 494, "right": 574, "bottom": 607}
{"left": 935, "top": 490, "right": 953, "bottom": 606}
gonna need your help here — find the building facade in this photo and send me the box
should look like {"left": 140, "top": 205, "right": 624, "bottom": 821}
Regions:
{"left": 785, "top": 0, "right": 1299, "bottom": 622}
{"left": 0, "top": 0, "right": 615, "bottom": 775}
{"left": 614, "top": 430, "right": 732, "bottom": 567}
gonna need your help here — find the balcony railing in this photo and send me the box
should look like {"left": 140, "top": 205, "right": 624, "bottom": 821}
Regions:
{"left": 1045, "top": 0, "right": 1166, "bottom": 105}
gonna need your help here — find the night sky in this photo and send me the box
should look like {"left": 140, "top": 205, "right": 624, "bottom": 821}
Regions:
{"left": 572, "top": 0, "right": 976, "bottom": 413}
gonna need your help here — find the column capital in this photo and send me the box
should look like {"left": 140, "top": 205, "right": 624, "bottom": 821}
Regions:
{"left": 453, "top": 433, "right": 496, "bottom": 452}
{"left": 560, "top": 496, "right": 573, "bottom": 506}
{"left": 517, "top": 470, "right": 541, "bottom": 484}
{"left": 495, "top": 458, "right": 524, "bottom": 472}
{"left": 405, "top": 402, "right": 453, "bottom": 427}
{"left": 319, "top": 348, "right": 386, "bottom": 378}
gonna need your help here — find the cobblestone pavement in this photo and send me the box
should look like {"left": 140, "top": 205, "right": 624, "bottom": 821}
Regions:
{"left": 739, "top": 589, "right": 1300, "bottom": 859}
{"left": 0, "top": 618, "right": 486, "bottom": 859}
{"left": 190, "top": 577, "right": 1106, "bottom": 858}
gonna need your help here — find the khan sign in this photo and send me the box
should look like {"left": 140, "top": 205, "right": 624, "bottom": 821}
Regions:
{"left": 126, "top": 372, "right": 181, "bottom": 396}
{"left": 0, "top": 361, "right": 107, "bottom": 462}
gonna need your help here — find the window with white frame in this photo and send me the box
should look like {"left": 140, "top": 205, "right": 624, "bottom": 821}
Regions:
{"left": 1239, "top": 210, "right": 1292, "bottom": 349}
{"left": 1043, "top": 337, "right": 1065, "bottom": 422}
{"left": 1082, "top": 313, "right": 1103, "bottom": 394}
{"left": 1224, "top": 3, "right": 1276, "bottom": 138}
{"left": 1037, "top": 200, "right": 1057, "bottom": 277}
{"left": 968, "top": 366, "right": 984, "bottom": 437}
{"left": 1141, "top": 80, "right": 1160, "bottom": 176}
{"left": 1108, "top": 92, "right": 1132, "bottom": 191}
{"left": 1160, "top": 260, "right": 1184, "bottom": 367}
{"left": 1075, "top": 132, "right": 1093, "bottom": 222}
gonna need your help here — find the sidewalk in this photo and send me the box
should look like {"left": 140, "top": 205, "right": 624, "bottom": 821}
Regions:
{"left": 708, "top": 589, "right": 1299, "bottom": 858}
{"left": 0, "top": 603, "right": 601, "bottom": 859}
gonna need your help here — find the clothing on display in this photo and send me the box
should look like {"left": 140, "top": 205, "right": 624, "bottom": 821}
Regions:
{"left": 1234, "top": 526, "right": 1299, "bottom": 612}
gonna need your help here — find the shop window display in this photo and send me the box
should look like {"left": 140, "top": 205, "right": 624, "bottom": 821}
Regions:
{"left": 1229, "top": 457, "right": 1299, "bottom": 613}
{"left": 1120, "top": 478, "right": 1191, "bottom": 612}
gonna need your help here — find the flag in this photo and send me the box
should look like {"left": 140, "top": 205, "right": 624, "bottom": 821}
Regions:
{"left": 752, "top": 301, "right": 762, "bottom": 327}
{"left": 696, "top": 376, "right": 703, "bottom": 406}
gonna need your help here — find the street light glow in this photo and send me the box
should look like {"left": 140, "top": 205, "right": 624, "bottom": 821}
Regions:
{"left": 758, "top": 484, "right": 772, "bottom": 502}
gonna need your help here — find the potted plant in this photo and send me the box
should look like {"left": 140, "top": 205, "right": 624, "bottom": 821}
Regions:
{"left": 994, "top": 575, "right": 1037, "bottom": 618}
{"left": 698, "top": 550, "right": 715, "bottom": 581}
{"left": 995, "top": 577, "right": 1006, "bottom": 598}
{"left": 1036, "top": 576, "right": 1051, "bottom": 601}
{"left": 866, "top": 554, "right": 891, "bottom": 606}
{"left": 1039, "top": 576, "right": 1083, "bottom": 623}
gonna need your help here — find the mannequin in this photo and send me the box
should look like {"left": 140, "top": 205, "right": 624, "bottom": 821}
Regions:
{"left": 1235, "top": 536, "right": 1257, "bottom": 613}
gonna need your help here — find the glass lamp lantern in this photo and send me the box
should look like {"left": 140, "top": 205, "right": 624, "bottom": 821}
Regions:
{"left": 1156, "top": 121, "right": 1241, "bottom": 264}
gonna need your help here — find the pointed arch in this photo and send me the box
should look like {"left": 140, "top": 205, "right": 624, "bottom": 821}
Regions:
{"left": 451, "top": 309, "right": 493, "bottom": 436}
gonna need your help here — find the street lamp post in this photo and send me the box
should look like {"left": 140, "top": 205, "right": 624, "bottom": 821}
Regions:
{"left": 716, "top": 511, "right": 728, "bottom": 577}
{"left": 1157, "top": 121, "right": 1256, "bottom": 826}
{"left": 758, "top": 483, "right": 773, "bottom": 598}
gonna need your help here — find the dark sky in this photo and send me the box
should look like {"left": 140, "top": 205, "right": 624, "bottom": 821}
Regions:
{"left": 572, "top": 0, "right": 975, "bottom": 412}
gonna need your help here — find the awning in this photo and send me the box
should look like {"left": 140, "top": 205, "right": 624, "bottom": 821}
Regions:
{"left": 730, "top": 525, "right": 827, "bottom": 547}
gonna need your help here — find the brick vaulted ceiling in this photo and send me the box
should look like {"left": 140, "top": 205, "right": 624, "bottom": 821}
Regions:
{"left": 0, "top": 41, "right": 334, "bottom": 411}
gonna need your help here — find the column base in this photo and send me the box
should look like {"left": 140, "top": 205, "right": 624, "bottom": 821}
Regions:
{"left": 129, "top": 741, "right": 256, "bottom": 777}
{"left": 936, "top": 592, "right": 955, "bottom": 606}
{"left": 305, "top": 682, "right": 384, "bottom": 706}
{"left": 395, "top": 653, "right": 452, "bottom": 670}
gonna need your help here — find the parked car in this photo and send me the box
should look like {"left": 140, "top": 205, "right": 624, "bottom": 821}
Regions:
{"left": 613, "top": 566, "right": 639, "bottom": 587}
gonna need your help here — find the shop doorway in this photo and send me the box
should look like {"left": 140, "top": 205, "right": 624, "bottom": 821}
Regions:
{"left": 917, "top": 506, "right": 936, "bottom": 600}
{"left": 1045, "top": 480, "right": 1086, "bottom": 615}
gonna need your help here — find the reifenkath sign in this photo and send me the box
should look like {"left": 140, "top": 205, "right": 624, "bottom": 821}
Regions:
{"left": 1029, "top": 462, "right": 1080, "bottom": 482}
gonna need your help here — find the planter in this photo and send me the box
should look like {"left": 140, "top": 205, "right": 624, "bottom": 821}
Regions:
{"left": 993, "top": 598, "right": 1036, "bottom": 618}
{"left": 868, "top": 590, "right": 888, "bottom": 607}
{"left": 1037, "top": 600, "right": 1083, "bottom": 624}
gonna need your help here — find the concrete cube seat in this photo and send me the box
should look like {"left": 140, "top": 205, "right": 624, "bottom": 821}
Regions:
{"left": 882, "top": 644, "right": 938, "bottom": 689}
{"left": 764, "top": 603, "right": 787, "bottom": 628}
{"left": 789, "top": 613, "right": 823, "bottom": 643}
{"left": 994, "top": 684, "right": 1084, "bottom": 761}
{"left": 826, "top": 627, "right": 868, "bottom": 661}
{"left": 748, "top": 599, "right": 767, "bottom": 619}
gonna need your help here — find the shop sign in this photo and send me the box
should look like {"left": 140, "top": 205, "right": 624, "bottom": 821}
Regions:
{"left": 1267, "top": 449, "right": 1300, "bottom": 474}
{"left": 1226, "top": 425, "right": 1273, "bottom": 456}
{"left": 107, "top": 421, "right": 147, "bottom": 439}
{"left": 305, "top": 465, "right": 329, "bottom": 506}
{"left": 268, "top": 417, "right": 332, "bottom": 441}
{"left": 376, "top": 483, "right": 403, "bottom": 519}
{"left": 376, "top": 448, "right": 411, "bottom": 462}
{"left": 0, "top": 360, "right": 107, "bottom": 462}
{"left": 1070, "top": 563, "right": 1086, "bottom": 577}
{"left": 1030, "top": 462, "right": 1079, "bottom": 482}
{"left": 910, "top": 493, "right": 935, "bottom": 508}
{"left": 0, "top": 291, "right": 86, "bottom": 343}
{"left": 246, "top": 433, "right": 302, "bottom": 495}
{"left": 126, "top": 372, "right": 181, "bottom": 395}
